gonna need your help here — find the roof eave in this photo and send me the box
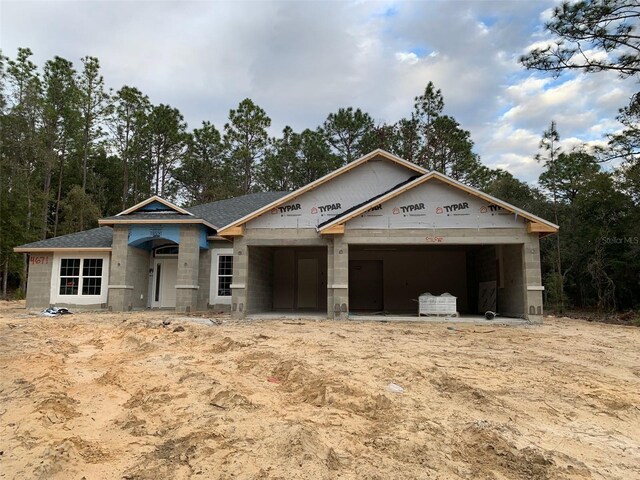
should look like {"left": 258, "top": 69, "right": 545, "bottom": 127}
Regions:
{"left": 98, "top": 218, "right": 218, "bottom": 230}
{"left": 14, "top": 247, "right": 112, "bottom": 253}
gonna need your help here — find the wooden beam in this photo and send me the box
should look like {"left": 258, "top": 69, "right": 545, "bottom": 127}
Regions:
{"left": 98, "top": 218, "right": 218, "bottom": 230}
{"left": 320, "top": 224, "right": 345, "bottom": 235}
{"left": 527, "top": 222, "right": 557, "bottom": 233}
{"left": 218, "top": 225, "right": 245, "bottom": 237}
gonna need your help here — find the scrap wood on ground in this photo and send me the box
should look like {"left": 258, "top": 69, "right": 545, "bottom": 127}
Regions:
{"left": 0, "top": 300, "right": 639, "bottom": 480}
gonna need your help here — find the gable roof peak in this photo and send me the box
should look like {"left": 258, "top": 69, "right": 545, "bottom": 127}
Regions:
{"left": 115, "top": 195, "right": 193, "bottom": 217}
{"left": 317, "top": 169, "right": 559, "bottom": 234}
{"left": 216, "top": 149, "right": 426, "bottom": 234}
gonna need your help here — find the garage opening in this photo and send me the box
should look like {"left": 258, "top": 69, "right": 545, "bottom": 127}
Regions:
{"left": 247, "top": 246, "right": 327, "bottom": 314}
{"left": 348, "top": 244, "right": 525, "bottom": 318}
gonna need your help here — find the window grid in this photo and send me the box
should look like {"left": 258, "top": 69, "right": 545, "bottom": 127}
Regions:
{"left": 59, "top": 258, "right": 103, "bottom": 296}
{"left": 217, "top": 255, "right": 233, "bottom": 297}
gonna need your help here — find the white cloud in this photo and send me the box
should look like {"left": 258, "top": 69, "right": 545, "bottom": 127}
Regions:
{"left": 1, "top": 0, "right": 634, "bottom": 185}
{"left": 395, "top": 52, "right": 419, "bottom": 65}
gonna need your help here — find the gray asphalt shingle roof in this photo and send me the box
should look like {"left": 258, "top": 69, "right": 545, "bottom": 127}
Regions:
{"left": 15, "top": 192, "right": 289, "bottom": 251}
{"left": 16, "top": 227, "right": 113, "bottom": 250}
{"left": 189, "top": 191, "right": 289, "bottom": 228}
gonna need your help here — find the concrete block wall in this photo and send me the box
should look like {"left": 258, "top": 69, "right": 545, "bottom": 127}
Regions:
{"left": 327, "top": 241, "right": 334, "bottom": 317}
{"left": 108, "top": 226, "right": 150, "bottom": 311}
{"left": 331, "top": 236, "right": 349, "bottom": 319}
{"left": 197, "top": 248, "right": 211, "bottom": 311}
{"left": 231, "top": 237, "right": 248, "bottom": 318}
{"left": 246, "top": 246, "right": 274, "bottom": 313}
{"left": 524, "top": 234, "right": 544, "bottom": 323}
{"left": 127, "top": 245, "right": 150, "bottom": 309}
{"left": 228, "top": 226, "right": 546, "bottom": 322}
{"left": 231, "top": 229, "right": 330, "bottom": 319}
{"left": 25, "top": 254, "right": 54, "bottom": 309}
{"left": 108, "top": 226, "right": 134, "bottom": 311}
{"left": 176, "top": 225, "right": 201, "bottom": 313}
{"left": 497, "top": 244, "right": 525, "bottom": 318}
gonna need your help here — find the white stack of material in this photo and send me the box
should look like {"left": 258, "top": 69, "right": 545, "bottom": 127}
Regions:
{"left": 419, "top": 292, "right": 458, "bottom": 316}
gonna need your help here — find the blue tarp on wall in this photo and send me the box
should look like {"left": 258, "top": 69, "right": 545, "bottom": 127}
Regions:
{"left": 127, "top": 224, "right": 208, "bottom": 249}
{"left": 139, "top": 200, "right": 173, "bottom": 211}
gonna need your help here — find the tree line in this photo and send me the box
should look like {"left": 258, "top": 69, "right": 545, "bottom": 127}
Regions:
{"left": 0, "top": 0, "right": 638, "bottom": 312}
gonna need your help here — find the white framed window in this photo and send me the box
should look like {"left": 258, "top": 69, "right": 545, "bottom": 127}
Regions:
{"left": 59, "top": 258, "right": 104, "bottom": 296}
{"left": 210, "top": 249, "right": 233, "bottom": 304}
{"left": 51, "top": 253, "right": 110, "bottom": 305}
{"left": 217, "top": 255, "right": 233, "bottom": 296}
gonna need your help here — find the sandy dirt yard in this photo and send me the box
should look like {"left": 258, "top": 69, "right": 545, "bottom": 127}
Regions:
{"left": 0, "top": 302, "right": 639, "bottom": 480}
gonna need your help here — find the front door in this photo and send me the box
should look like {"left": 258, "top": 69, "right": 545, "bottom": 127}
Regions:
{"left": 152, "top": 259, "right": 178, "bottom": 308}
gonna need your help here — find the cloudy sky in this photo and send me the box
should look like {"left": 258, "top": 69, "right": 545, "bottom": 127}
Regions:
{"left": 1, "top": 0, "right": 634, "bottom": 183}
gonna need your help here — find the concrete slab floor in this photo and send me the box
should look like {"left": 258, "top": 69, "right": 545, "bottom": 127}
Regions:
{"left": 247, "top": 312, "right": 329, "bottom": 321}
{"left": 245, "top": 312, "right": 530, "bottom": 326}
{"left": 348, "top": 314, "right": 530, "bottom": 326}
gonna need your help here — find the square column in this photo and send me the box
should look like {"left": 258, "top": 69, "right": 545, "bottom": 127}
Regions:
{"left": 176, "top": 225, "right": 201, "bottom": 313}
{"left": 524, "top": 234, "right": 544, "bottom": 324}
{"left": 231, "top": 237, "right": 248, "bottom": 319}
{"left": 108, "top": 226, "right": 135, "bottom": 311}
{"left": 330, "top": 236, "right": 349, "bottom": 320}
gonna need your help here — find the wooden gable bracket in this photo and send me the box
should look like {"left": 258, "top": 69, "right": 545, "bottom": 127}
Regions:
{"left": 219, "top": 225, "right": 246, "bottom": 237}
{"left": 320, "top": 224, "right": 345, "bottom": 235}
{"left": 527, "top": 221, "right": 557, "bottom": 234}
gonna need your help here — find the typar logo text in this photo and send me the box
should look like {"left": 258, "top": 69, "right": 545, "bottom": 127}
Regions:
{"left": 317, "top": 203, "right": 341, "bottom": 213}
{"left": 480, "top": 204, "right": 504, "bottom": 214}
{"left": 274, "top": 203, "right": 301, "bottom": 214}
{"left": 398, "top": 202, "right": 425, "bottom": 214}
{"left": 436, "top": 202, "right": 469, "bottom": 214}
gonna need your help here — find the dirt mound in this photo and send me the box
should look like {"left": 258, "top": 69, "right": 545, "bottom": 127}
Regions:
{"left": 210, "top": 389, "right": 254, "bottom": 409}
{"left": 35, "top": 436, "right": 111, "bottom": 479}
{"left": 431, "top": 373, "right": 490, "bottom": 403}
{"left": 95, "top": 368, "right": 124, "bottom": 388}
{"left": 210, "top": 336, "right": 250, "bottom": 353}
{"left": 36, "top": 393, "right": 80, "bottom": 423}
{"left": 457, "top": 421, "right": 554, "bottom": 479}
{"left": 120, "top": 332, "right": 157, "bottom": 353}
{"left": 117, "top": 412, "right": 150, "bottom": 437}
{"left": 123, "top": 431, "right": 220, "bottom": 480}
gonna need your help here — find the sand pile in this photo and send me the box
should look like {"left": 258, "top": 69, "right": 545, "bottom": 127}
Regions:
{"left": 0, "top": 301, "right": 639, "bottom": 479}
